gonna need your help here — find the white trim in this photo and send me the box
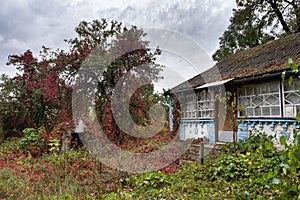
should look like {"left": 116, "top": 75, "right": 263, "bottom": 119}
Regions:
{"left": 196, "top": 78, "right": 234, "bottom": 89}
{"left": 238, "top": 81, "right": 281, "bottom": 117}
{"left": 282, "top": 78, "right": 300, "bottom": 117}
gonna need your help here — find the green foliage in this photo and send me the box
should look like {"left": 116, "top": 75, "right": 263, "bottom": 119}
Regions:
{"left": 0, "top": 74, "right": 28, "bottom": 139}
{"left": 0, "top": 138, "right": 120, "bottom": 199}
{"left": 273, "top": 132, "right": 300, "bottom": 198}
{"left": 18, "top": 128, "right": 39, "bottom": 149}
{"left": 104, "top": 133, "right": 300, "bottom": 199}
{"left": 48, "top": 139, "right": 61, "bottom": 153}
{"left": 209, "top": 134, "right": 279, "bottom": 184}
{"left": 18, "top": 127, "right": 61, "bottom": 156}
{"left": 282, "top": 58, "right": 300, "bottom": 123}
{"left": 213, "top": 0, "right": 300, "bottom": 62}
{"left": 3, "top": 132, "right": 300, "bottom": 199}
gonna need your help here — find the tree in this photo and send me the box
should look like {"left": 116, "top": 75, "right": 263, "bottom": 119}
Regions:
{"left": 3, "top": 49, "right": 73, "bottom": 137}
{"left": 213, "top": 0, "right": 300, "bottom": 62}
{"left": 2, "top": 19, "right": 166, "bottom": 147}
{"left": 68, "top": 20, "right": 164, "bottom": 145}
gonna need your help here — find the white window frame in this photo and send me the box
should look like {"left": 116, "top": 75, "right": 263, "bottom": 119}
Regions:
{"left": 197, "top": 89, "right": 214, "bottom": 119}
{"left": 183, "top": 100, "right": 197, "bottom": 119}
{"left": 238, "top": 81, "right": 282, "bottom": 117}
{"left": 282, "top": 78, "right": 300, "bottom": 117}
{"left": 182, "top": 93, "right": 197, "bottom": 119}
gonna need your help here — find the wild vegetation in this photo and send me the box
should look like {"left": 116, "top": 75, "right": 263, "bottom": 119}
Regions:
{"left": 1, "top": 131, "right": 300, "bottom": 199}
{"left": 0, "top": 2, "right": 300, "bottom": 197}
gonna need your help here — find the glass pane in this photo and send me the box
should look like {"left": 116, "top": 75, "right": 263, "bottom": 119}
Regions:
{"left": 254, "top": 87, "right": 261, "bottom": 95}
{"left": 262, "top": 107, "right": 270, "bottom": 116}
{"left": 270, "top": 82, "right": 279, "bottom": 93}
{"left": 252, "top": 97, "right": 263, "bottom": 106}
{"left": 240, "top": 109, "right": 246, "bottom": 116}
{"left": 199, "top": 102, "right": 205, "bottom": 110}
{"left": 260, "top": 84, "right": 269, "bottom": 94}
{"left": 284, "top": 82, "right": 294, "bottom": 91}
{"left": 247, "top": 108, "right": 253, "bottom": 116}
{"left": 286, "top": 93, "right": 300, "bottom": 104}
{"left": 284, "top": 79, "right": 300, "bottom": 91}
{"left": 246, "top": 87, "right": 254, "bottom": 95}
{"left": 254, "top": 107, "right": 261, "bottom": 116}
{"left": 209, "top": 102, "right": 214, "bottom": 109}
{"left": 188, "top": 104, "right": 195, "bottom": 110}
{"left": 265, "top": 95, "right": 279, "bottom": 105}
{"left": 239, "top": 88, "right": 245, "bottom": 96}
{"left": 240, "top": 97, "right": 250, "bottom": 106}
{"left": 271, "top": 106, "right": 280, "bottom": 116}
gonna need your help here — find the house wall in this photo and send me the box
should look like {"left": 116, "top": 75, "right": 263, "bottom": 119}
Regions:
{"left": 179, "top": 118, "right": 300, "bottom": 144}
{"left": 179, "top": 119, "right": 215, "bottom": 143}
{"left": 177, "top": 77, "right": 300, "bottom": 144}
{"left": 237, "top": 118, "right": 300, "bottom": 145}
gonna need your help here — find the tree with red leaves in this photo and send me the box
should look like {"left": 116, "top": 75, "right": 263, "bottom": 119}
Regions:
{"left": 1, "top": 19, "right": 167, "bottom": 147}
{"left": 3, "top": 47, "right": 72, "bottom": 140}
{"left": 68, "top": 20, "right": 165, "bottom": 145}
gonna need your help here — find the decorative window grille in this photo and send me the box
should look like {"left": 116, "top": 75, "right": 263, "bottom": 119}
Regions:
{"left": 182, "top": 94, "right": 197, "bottom": 119}
{"left": 239, "top": 81, "right": 281, "bottom": 117}
{"left": 197, "top": 90, "right": 214, "bottom": 118}
{"left": 283, "top": 78, "right": 300, "bottom": 117}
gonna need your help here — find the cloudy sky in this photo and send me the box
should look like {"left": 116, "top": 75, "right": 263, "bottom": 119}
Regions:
{"left": 0, "top": 0, "right": 235, "bottom": 88}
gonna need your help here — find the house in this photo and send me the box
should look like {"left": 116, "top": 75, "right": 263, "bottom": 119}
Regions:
{"left": 170, "top": 33, "right": 300, "bottom": 143}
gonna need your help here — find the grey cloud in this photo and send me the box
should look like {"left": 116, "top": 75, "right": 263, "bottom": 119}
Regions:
{"left": 0, "top": 0, "right": 234, "bottom": 77}
{"left": 96, "top": 0, "right": 233, "bottom": 54}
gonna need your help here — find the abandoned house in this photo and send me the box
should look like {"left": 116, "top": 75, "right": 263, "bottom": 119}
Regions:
{"left": 170, "top": 33, "right": 300, "bottom": 143}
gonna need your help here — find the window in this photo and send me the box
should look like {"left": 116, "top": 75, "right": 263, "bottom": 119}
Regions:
{"left": 283, "top": 78, "right": 300, "bottom": 117}
{"left": 239, "top": 81, "right": 281, "bottom": 117}
{"left": 197, "top": 90, "right": 214, "bottom": 118}
{"left": 182, "top": 93, "right": 197, "bottom": 119}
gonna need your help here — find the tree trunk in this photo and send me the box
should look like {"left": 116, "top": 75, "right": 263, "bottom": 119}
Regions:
{"left": 268, "top": 0, "right": 292, "bottom": 33}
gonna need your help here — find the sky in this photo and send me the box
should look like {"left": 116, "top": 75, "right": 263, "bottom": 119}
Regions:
{"left": 0, "top": 0, "right": 235, "bottom": 88}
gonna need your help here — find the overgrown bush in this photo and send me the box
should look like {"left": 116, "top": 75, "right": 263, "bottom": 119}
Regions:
{"left": 18, "top": 127, "right": 61, "bottom": 157}
{"left": 103, "top": 132, "right": 300, "bottom": 199}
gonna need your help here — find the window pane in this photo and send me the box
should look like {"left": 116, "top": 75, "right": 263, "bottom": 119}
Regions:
{"left": 208, "top": 102, "right": 213, "bottom": 109}
{"left": 271, "top": 106, "right": 280, "bottom": 116}
{"left": 284, "top": 82, "right": 294, "bottom": 91}
{"left": 270, "top": 82, "right": 279, "bottom": 93}
{"left": 265, "top": 95, "right": 279, "bottom": 105}
{"left": 254, "top": 87, "right": 260, "bottom": 95}
{"left": 260, "top": 84, "right": 269, "bottom": 94}
{"left": 240, "top": 109, "right": 246, "bottom": 116}
{"left": 252, "top": 97, "right": 263, "bottom": 106}
{"left": 246, "top": 87, "right": 254, "bottom": 95}
{"left": 239, "top": 88, "right": 245, "bottom": 96}
{"left": 254, "top": 107, "right": 261, "bottom": 116}
{"left": 285, "top": 80, "right": 300, "bottom": 91}
{"left": 240, "top": 97, "right": 250, "bottom": 106}
{"left": 197, "top": 90, "right": 214, "bottom": 118}
{"left": 247, "top": 108, "right": 253, "bottom": 116}
{"left": 285, "top": 93, "right": 300, "bottom": 104}
{"left": 239, "top": 81, "right": 281, "bottom": 117}
{"left": 262, "top": 107, "right": 270, "bottom": 116}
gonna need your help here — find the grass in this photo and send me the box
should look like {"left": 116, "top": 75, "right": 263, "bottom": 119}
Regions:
{"left": 0, "top": 137, "right": 224, "bottom": 199}
{"left": 1, "top": 134, "right": 298, "bottom": 199}
{"left": 0, "top": 138, "right": 123, "bottom": 199}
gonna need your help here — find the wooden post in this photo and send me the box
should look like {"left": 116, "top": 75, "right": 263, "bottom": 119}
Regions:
{"left": 200, "top": 142, "right": 204, "bottom": 164}
{"left": 169, "top": 95, "right": 174, "bottom": 132}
